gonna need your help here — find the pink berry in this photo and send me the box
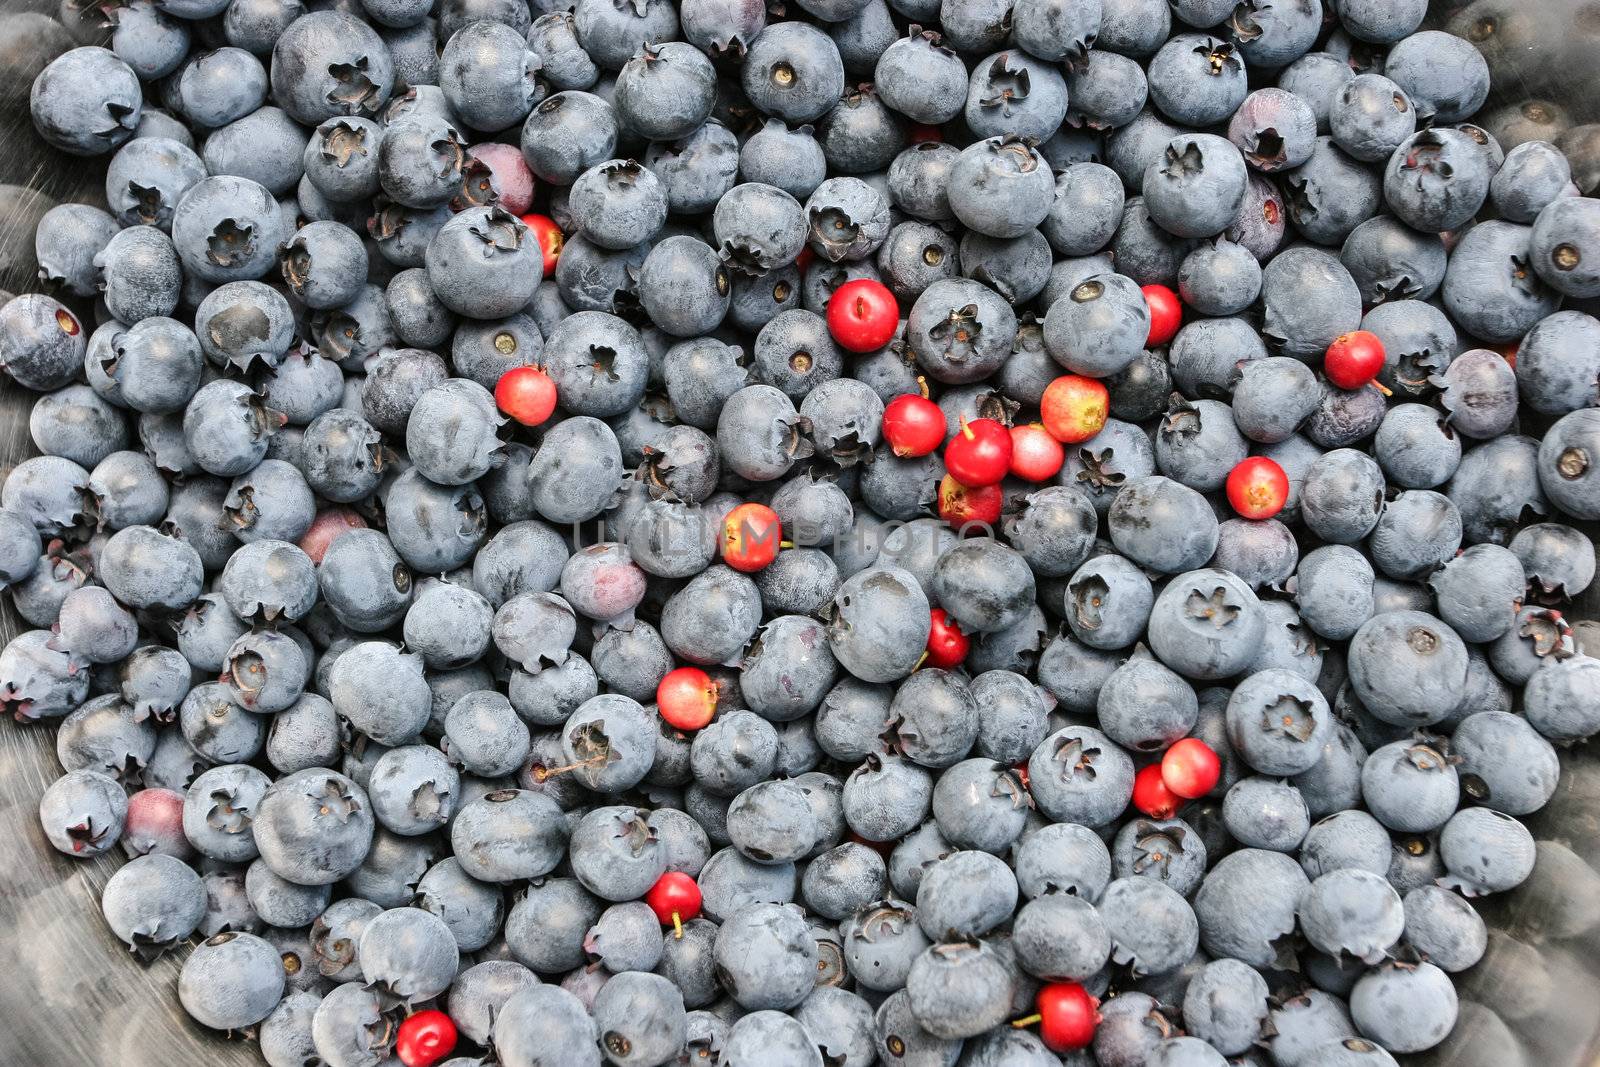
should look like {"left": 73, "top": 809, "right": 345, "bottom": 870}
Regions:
{"left": 465, "top": 142, "right": 535, "bottom": 215}
{"left": 123, "top": 787, "right": 193, "bottom": 860}
{"left": 298, "top": 507, "right": 367, "bottom": 564}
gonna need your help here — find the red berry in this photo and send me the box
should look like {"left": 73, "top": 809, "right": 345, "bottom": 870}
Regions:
{"left": 937, "top": 475, "right": 1003, "bottom": 529}
{"left": 1225, "top": 457, "right": 1290, "bottom": 520}
{"left": 494, "top": 365, "right": 558, "bottom": 426}
{"left": 1132, "top": 763, "right": 1180, "bottom": 819}
{"left": 908, "top": 123, "right": 944, "bottom": 143}
{"left": 1323, "top": 330, "right": 1386, "bottom": 390}
{"left": 297, "top": 506, "right": 367, "bottom": 564}
{"left": 644, "top": 871, "right": 703, "bottom": 928}
{"left": 657, "top": 666, "right": 718, "bottom": 732}
{"left": 925, "top": 608, "right": 969, "bottom": 669}
{"left": 1161, "top": 738, "right": 1222, "bottom": 800}
{"left": 465, "top": 142, "right": 534, "bottom": 214}
{"left": 519, "top": 212, "right": 563, "bottom": 277}
{"left": 1009, "top": 423, "right": 1065, "bottom": 482}
{"left": 396, "top": 1010, "right": 457, "bottom": 1067}
{"left": 1036, "top": 982, "right": 1100, "bottom": 1052}
{"left": 1040, "top": 375, "right": 1109, "bottom": 444}
{"left": 1142, "top": 284, "right": 1182, "bottom": 346}
{"left": 826, "top": 278, "right": 899, "bottom": 353}
{"left": 944, "top": 417, "right": 1012, "bottom": 487}
{"left": 795, "top": 245, "right": 816, "bottom": 274}
{"left": 721, "top": 502, "right": 782, "bottom": 572}
{"left": 123, "top": 787, "right": 192, "bottom": 860}
{"left": 882, "top": 392, "right": 946, "bottom": 457}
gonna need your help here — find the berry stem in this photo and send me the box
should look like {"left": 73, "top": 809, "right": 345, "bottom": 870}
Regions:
{"left": 672, "top": 912, "right": 683, "bottom": 939}
{"left": 1012, "top": 1014, "right": 1041, "bottom": 1028}
{"left": 534, "top": 754, "right": 604, "bottom": 779}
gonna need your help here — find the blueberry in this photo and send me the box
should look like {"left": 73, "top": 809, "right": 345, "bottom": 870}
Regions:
{"left": 251, "top": 767, "right": 376, "bottom": 885}
{"left": 1224, "top": 667, "right": 1332, "bottom": 776}
{"left": 1108, "top": 476, "right": 1219, "bottom": 575}
{"left": 445, "top": 960, "right": 538, "bottom": 1047}
{"left": 801, "top": 842, "right": 887, "bottom": 922}
{"left": 1113, "top": 816, "right": 1208, "bottom": 896}
{"left": 100, "top": 851, "right": 207, "bottom": 960}
{"left": 1447, "top": 433, "right": 1549, "bottom": 546}
{"left": 1181, "top": 957, "right": 1270, "bottom": 1055}
{"left": 947, "top": 136, "right": 1054, "bottom": 239}
{"left": 738, "top": 120, "right": 827, "bottom": 202}
{"left": 873, "top": 987, "right": 961, "bottom": 1067}
{"left": 1061, "top": 51, "right": 1145, "bottom": 135}
{"left": 903, "top": 939, "right": 1015, "bottom": 1040}
{"left": 1402, "top": 884, "right": 1488, "bottom": 973}
{"left": 1382, "top": 29, "right": 1489, "bottom": 125}
{"left": 1260, "top": 246, "right": 1364, "bottom": 361}
{"left": 887, "top": 141, "right": 960, "bottom": 222}
{"left": 259, "top": 990, "right": 322, "bottom": 1067}
{"left": 1347, "top": 610, "right": 1468, "bottom": 728}
{"left": 1523, "top": 653, "right": 1600, "bottom": 743}
{"left": 591, "top": 970, "right": 686, "bottom": 1067}
{"left": 1350, "top": 959, "right": 1458, "bottom": 1053}
{"left": 1342, "top": 220, "right": 1448, "bottom": 307}
{"left": 495, "top": 984, "right": 601, "bottom": 1067}
{"left": 908, "top": 277, "right": 1018, "bottom": 384}
{"left": 957, "top": 50, "right": 1066, "bottom": 145}
{"left": 1194, "top": 847, "right": 1308, "bottom": 968}
{"left": 843, "top": 753, "right": 932, "bottom": 843}
{"left": 1027, "top": 725, "right": 1134, "bottom": 829}
{"left": 1443, "top": 220, "right": 1562, "bottom": 345}
{"left": 179, "top": 930, "right": 285, "bottom": 1031}
{"left": 1145, "top": 134, "right": 1249, "bottom": 240}
{"left": 1043, "top": 271, "right": 1150, "bottom": 378}
{"left": 1529, "top": 194, "right": 1600, "bottom": 299}
{"left": 723, "top": 1009, "right": 824, "bottom": 1067}
{"left": 1228, "top": 87, "right": 1317, "bottom": 173}
{"left": 30, "top": 46, "right": 143, "bottom": 155}
{"left": 1367, "top": 489, "right": 1462, "bottom": 580}
{"left": 875, "top": 28, "right": 966, "bottom": 126}
{"left": 1100, "top": 876, "right": 1198, "bottom": 977}
{"left": 714, "top": 901, "right": 818, "bottom": 1010}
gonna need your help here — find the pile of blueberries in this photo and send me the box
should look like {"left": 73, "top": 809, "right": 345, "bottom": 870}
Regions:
{"left": 4, "top": 0, "right": 1600, "bottom": 1063}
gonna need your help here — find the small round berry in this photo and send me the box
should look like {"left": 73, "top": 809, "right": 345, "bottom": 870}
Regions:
{"left": 1009, "top": 423, "right": 1065, "bottom": 481}
{"left": 644, "top": 870, "right": 702, "bottom": 932}
{"left": 396, "top": 1009, "right": 457, "bottom": 1067}
{"left": 1142, "top": 284, "right": 1183, "bottom": 346}
{"left": 925, "top": 608, "right": 970, "bottom": 669}
{"left": 1132, "top": 763, "right": 1180, "bottom": 819}
{"left": 1226, "top": 457, "right": 1291, "bottom": 520}
{"left": 1161, "top": 738, "right": 1222, "bottom": 800}
{"left": 495, "top": 366, "right": 558, "bottom": 427}
{"left": 1041, "top": 375, "right": 1109, "bottom": 444}
{"left": 826, "top": 278, "right": 899, "bottom": 353}
{"left": 883, "top": 392, "right": 946, "bottom": 457}
{"left": 721, "top": 502, "right": 782, "bottom": 572}
{"left": 1035, "top": 982, "right": 1100, "bottom": 1052}
{"left": 519, "top": 213, "right": 564, "bottom": 277}
{"left": 657, "top": 666, "right": 718, "bottom": 732}
{"left": 944, "top": 418, "right": 1013, "bottom": 488}
{"left": 938, "top": 475, "right": 1003, "bottom": 529}
{"left": 1324, "top": 330, "right": 1386, "bottom": 390}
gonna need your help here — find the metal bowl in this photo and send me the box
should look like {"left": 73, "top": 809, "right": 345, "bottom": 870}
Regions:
{"left": 1, "top": 1, "right": 1599, "bottom": 1065}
